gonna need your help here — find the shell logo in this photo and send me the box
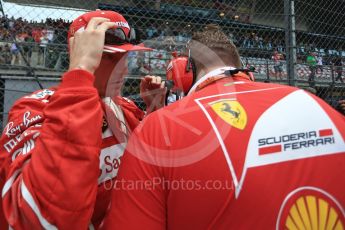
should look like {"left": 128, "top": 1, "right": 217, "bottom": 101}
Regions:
{"left": 277, "top": 187, "right": 344, "bottom": 230}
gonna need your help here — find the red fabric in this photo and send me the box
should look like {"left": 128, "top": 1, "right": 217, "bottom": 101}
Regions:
{"left": 0, "top": 69, "right": 143, "bottom": 229}
{"left": 31, "top": 29, "right": 42, "bottom": 43}
{"left": 102, "top": 77, "right": 345, "bottom": 229}
{"left": 113, "top": 96, "right": 145, "bottom": 131}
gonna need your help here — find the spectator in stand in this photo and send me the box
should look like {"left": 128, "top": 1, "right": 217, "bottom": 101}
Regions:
{"left": 22, "top": 31, "right": 34, "bottom": 64}
{"left": 252, "top": 33, "right": 263, "bottom": 49}
{"left": 277, "top": 39, "right": 284, "bottom": 52}
{"left": 47, "top": 29, "right": 55, "bottom": 42}
{"left": 0, "top": 28, "right": 4, "bottom": 40}
{"left": 306, "top": 51, "right": 317, "bottom": 87}
{"left": 299, "top": 42, "right": 305, "bottom": 54}
{"left": 175, "top": 31, "right": 184, "bottom": 42}
{"left": 3, "top": 44, "right": 11, "bottom": 64}
{"left": 10, "top": 42, "right": 20, "bottom": 65}
{"left": 179, "top": 28, "right": 189, "bottom": 42}
{"left": 31, "top": 26, "right": 43, "bottom": 43}
{"left": 53, "top": 28, "right": 68, "bottom": 44}
{"left": 39, "top": 33, "right": 49, "bottom": 66}
{"left": 264, "top": 36, "right": 272, "bottom": 50}
{"left": 8, "top": 16, "right": 14, "bottom": 30}
{"left": 128, "top": 51, "right": 138, "bottom": 73}
{"left": 258, "top": 35, "right": 264, "bottom": 49}
{"left": 242, "top": 33, "right": 251, "bottom": 48}
{"left": 316, "top": 53, "right": 323, "bottom": 75}
{"left": 0, "top": 46, "right": 6, "bottom": 64}
{"left": 333, "top": 55, "right": 343, "bottom": 83}
{"left": 16, "top": 29, "right": 27, "bottom": 42}
{"left": 272, "top": 50, "right": 283, "bottom": 80}
{"left": 146, "top": 25, "right": 158, "bottom": 39}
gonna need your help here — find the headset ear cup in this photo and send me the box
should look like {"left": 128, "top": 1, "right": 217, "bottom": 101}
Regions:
{"left": 166, "top": 56, "right": 194, "bottom": 95}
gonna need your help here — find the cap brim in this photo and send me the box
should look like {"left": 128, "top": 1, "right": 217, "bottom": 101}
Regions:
{"left": 104, "top": 43, "right": 153, "bottom": 53}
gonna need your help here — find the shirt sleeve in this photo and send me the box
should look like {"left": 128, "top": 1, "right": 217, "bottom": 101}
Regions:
{"left": 0, "top": 69, "right": 103, "bottom": 229}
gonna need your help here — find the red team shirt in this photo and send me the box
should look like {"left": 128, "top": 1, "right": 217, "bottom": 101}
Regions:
{"left": 102, "top": 73, "right": 345, "bottom": 229}
{"left": 0, "top": 69, "right": 144, "bottom": 229}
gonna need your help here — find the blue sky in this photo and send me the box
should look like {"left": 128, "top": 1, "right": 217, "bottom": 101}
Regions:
{"left": 2, "top": 1, "right": 86, "bottom": 22}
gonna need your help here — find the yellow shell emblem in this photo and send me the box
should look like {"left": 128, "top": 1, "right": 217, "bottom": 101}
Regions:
{"left": 210, "top": 100, "right": 247, "bottom": 130}
{"left": 285, "top": 195, "right": 344, "bottom": 230}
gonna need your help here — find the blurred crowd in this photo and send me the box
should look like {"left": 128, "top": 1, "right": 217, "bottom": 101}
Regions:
{"left": 0, "top": 15, "right": 343, "bottom": 77}
{"left": 0, "top": 16, "right": 69, "bottom": 66}
{"left": 0, "top": 16, "right": 69, "bottom": 42}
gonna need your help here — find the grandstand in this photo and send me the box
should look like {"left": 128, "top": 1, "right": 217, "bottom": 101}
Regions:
{"left": 1, "top": 15, "right": 343, "bottom": 81}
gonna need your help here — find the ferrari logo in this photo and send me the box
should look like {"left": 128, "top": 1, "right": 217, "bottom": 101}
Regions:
{"left": 210, "top": 100, "right": 247, "bottom": 130}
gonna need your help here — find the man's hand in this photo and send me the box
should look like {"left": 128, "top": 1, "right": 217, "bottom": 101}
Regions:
{"left": 68, "top": 17, "right": 116, "bottom": 74}
{"left": 140, "top": 76, "right": 167, "bottom": 114}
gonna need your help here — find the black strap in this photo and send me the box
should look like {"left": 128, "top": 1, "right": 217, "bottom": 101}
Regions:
{"left": 224, "top": 66, "right": 256, "bottom": 76}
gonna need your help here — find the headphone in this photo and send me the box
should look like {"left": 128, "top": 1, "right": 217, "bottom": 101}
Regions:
{"left": 166, "top": 50, "right": 197, "bottom": 95}
{"left": 166, "top": 50, "right": 255, "bottom": 98}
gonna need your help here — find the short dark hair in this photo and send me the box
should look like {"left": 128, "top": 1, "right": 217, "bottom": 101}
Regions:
{"left": 189, "top": 24, "right": 242, "bottom": 71}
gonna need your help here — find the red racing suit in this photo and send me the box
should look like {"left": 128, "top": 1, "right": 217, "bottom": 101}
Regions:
{"left": 102, "top": 73, "right": 345, "bottom": 229}
{"left": 0, "top": 69, "right": 144, "bottom": 229}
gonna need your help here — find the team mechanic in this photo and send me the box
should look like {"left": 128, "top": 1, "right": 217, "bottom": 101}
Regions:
{"left": 0, "top": 11, "right": 166, "bottom": 229}
{"left": 101, "top": 25, "right": 345, "bottom": 229}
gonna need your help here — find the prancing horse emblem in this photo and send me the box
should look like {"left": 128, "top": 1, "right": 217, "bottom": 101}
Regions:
{"left": 221, "top": 103, "right": 240, "bottom": 119}
{"left": 210, "top": 100, "right": 247, "bottom": 130}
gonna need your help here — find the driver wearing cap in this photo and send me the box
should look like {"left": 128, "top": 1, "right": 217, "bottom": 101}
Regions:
{"left": 0, "top": 10, "right": 165, "bottom": 229}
